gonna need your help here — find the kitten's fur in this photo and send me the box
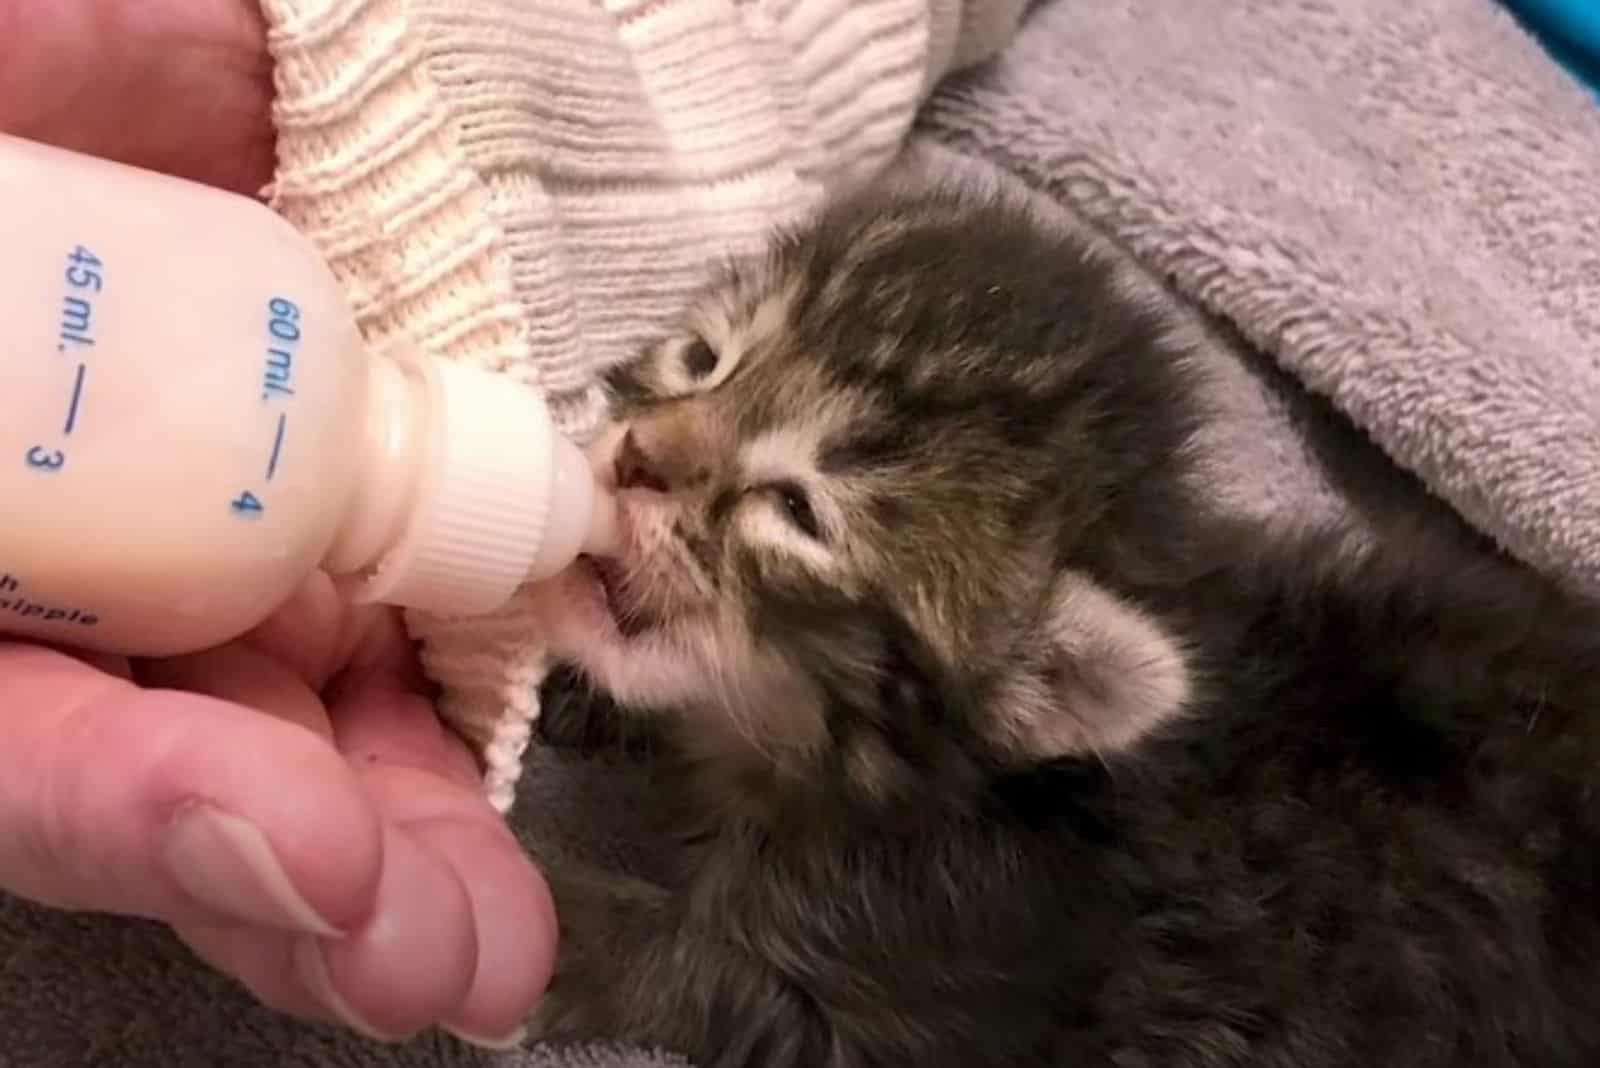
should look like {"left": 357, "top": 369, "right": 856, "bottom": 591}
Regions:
{"left": 521, "top": 186, "right": 1600, "bottom": 1068}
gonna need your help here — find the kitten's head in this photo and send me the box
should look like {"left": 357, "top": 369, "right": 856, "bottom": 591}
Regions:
{"left": 543, "top": 188, "right": 1201, "bottom": 809}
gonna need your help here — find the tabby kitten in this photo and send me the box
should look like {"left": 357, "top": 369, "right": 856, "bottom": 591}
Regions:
{"left": 520, "top": 185, "right": 1600, "bottom": 1068}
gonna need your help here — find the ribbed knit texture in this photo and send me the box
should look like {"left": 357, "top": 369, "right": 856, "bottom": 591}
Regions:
{"left": 258, "top": 0, "right": 1028, "bottom": 810}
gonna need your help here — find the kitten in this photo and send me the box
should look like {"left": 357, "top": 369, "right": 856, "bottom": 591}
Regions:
{"left": 520, "top": 185, "right": 1600, "bottom": 1068}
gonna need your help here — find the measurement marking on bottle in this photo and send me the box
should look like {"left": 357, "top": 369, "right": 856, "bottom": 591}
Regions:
{"left": 233, "top": 297, "right": 302, "bottom": 518}
{"left": 261, "top": 297, "right": 301, "bottom": 402}
{"left": 59, "top": 298, "right": 93, "bottom": 347}
{"left": 263, "top": 348, "right": 293, "bottom": 399}
{"left": 63, "top": 363, "right": 87, "bottom": 434}
{"left": 59, "top": 246, "right": 101, "bottom": 350}
{"left": 29, "top": 247, "right": 103, "bottom": 473}
{"left": 267, "top": 413, "right": 288, "bottom": 481}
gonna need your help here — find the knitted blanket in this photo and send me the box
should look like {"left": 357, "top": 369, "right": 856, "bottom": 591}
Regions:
{"left": 5, "top": 0, "right": 1600, "bottom": 1064}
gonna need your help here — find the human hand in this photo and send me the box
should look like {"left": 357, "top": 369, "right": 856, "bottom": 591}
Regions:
{"left": 0, "top": 576, "right": 555, "bottom": 1048}
{"left": 0, "top": 0, "right": 555, "bottom": 1048}
{"left": 0, "top": 0, "right": 276, "bottom": 192}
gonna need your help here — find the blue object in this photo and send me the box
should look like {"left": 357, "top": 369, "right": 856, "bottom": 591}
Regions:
{"left": 1500, "top": 0, "right": 1600, "bottom": 98}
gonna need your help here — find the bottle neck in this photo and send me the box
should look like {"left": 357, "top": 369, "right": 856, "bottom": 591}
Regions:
{"left": 322, "top": 354, "right": 428, "bottom": 584}
{"left": 321, "top": 349, "right": 617, "bottom": 616}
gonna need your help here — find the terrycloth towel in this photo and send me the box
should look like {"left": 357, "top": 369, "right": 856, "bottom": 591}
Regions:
{"left": 4, "top": 0, "right": 1600, "bottom": 1064}
{"left": 924, "top": 0, "right": 1600, "bottom": 599}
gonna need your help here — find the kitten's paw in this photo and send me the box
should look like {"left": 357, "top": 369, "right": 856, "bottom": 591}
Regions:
{"left": 537, "top": 664, "right": 667, "bottom": 758}
{"left": 525, "top": 866, "right": 677, "bottom": 1043}
{"left": 537, "top": 664, "right": 624, "bottom": 751}
{"left": 524, "top": 982, "right": 579, "bottom": 1043}
{"left": 523, "top": 981, "right": 635, "bottom": 1050}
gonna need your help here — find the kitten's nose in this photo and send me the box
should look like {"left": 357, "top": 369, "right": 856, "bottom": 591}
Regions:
{"left": 614, "top": 428, "right": 670, "bottom": 492}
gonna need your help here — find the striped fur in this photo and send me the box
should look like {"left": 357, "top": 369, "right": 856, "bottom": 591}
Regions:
{"left": 524, "top": 187, "right": 1600, "bottom": 1068}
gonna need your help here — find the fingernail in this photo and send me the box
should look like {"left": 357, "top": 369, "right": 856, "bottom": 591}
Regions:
{"left": 162, "top": 803, "right": 341, "bottom": 937}
{"left": 294, "top": 937, "right": 405, "bottom": 1043}
{"left": 442, "top": 1023, "right": 529, "bottom": 1051}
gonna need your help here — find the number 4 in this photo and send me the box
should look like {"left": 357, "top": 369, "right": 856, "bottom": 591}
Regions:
{"left": 231, "top": 491, "right": 264, "bottom": 517}
{"left": 70, "top": 246, "right": 101, "bottom": 270}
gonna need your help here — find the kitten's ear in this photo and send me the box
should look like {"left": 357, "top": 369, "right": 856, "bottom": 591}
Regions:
{"left": 989, "top": 574, "right": 1192, "bottom": 762}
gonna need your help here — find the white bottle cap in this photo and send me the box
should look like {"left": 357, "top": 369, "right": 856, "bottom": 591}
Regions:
{"left": 350, "top": 355, "right": 616, "bottom": 616}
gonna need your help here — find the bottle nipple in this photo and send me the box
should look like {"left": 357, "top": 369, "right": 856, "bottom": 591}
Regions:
{"left": 584, "top": 481, "right": 622, "bottom": 558}
{"left": 531, "top": 432, "right": 622, "bottom": 576}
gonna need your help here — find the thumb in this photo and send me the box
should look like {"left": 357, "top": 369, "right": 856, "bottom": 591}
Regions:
{"left": 0, "top": 643, "right": 382, "bottom": 938}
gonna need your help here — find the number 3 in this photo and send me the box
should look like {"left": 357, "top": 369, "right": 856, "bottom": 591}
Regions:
{"left": 231, "top": 491, "right": 265, "bottom": 517}
{"left": 25, "top": 447, "right": 64, "bottom": 471}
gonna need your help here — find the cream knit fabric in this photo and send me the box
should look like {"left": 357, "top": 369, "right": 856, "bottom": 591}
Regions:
{"left": 257, "top": 0, "right": 1027, "bottom": 811}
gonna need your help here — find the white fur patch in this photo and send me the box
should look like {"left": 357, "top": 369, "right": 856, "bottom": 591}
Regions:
{"left": 997, "top": 573, "right": 1192, "bottom": 760}
{"left": 736, "top": 418, "right": 846, "bottom": 572}
{"left": 525, "top": 566, "right": 825, "bottom": 762}
{"left": 675, "top": 277, "right": 797, "bottom": 394}
{"left": 1051, "top": 578, "right": 1192, "bottom": 750}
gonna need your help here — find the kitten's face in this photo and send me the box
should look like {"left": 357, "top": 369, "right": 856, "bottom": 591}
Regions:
{"left": 540, "top": 191, "right": 1194, "bottom": 802}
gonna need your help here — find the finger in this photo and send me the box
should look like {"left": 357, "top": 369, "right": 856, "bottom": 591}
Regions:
{"left": 239, "top": 572, "right": 373, "bottom": 693}
{"left": 336, "top": 663, "right": 556, "bottom": 1044}
{"left": 136, "top": 642, "right": 331, "bottom": 742}
{"left": 176, "top": 821, "right": 481, "bottom": 1043}
{"left": 137, "top": 576, "right": 399, "bottom": 742}
{"left": 166, "top": 610, "right": 492, "bottom": 1042}
{"left": 392, "top": 793, "right": 556, "bottom": 1047}
{"left": 174, "top": 919, "right": 331, "bottom": 1024}
{"left": 296, "top": 824, "right": 479, "bottom": 1042}
{"left": 0, "top": 0, "right": 275, "bottom": 193}
{"left": 74, "top": 650, "right": 133, "bottom": 680}
{"left": 337, "top": 599, "right": 441, "bottom": 702}
{"left": 0, "top": 643, "right": 382, "bottom": 939}
{"left": 437, "top": 841, "right": 555, "bottom": 1048}
{"left": 326, "top": 611, "right": 472, "bottom": 787}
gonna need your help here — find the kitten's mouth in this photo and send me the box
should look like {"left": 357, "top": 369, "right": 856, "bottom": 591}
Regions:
{"left": 578, "top": 554, "right": 654, "bottom": 638}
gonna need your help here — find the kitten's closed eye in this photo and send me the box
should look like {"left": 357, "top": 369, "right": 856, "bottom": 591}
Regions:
{"left": 770, "top": 481, "right": 822, "bottom": 540}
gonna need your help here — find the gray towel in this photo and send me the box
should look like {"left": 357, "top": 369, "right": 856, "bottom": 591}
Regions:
{"left": 923, "top": 0, "right": 1600, "bottom": 596}
{"left": 5, "top": 0, "right": 1599, "bottom": 1064}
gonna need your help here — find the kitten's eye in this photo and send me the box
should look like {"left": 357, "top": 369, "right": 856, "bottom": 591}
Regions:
{"left": 682, "top": 338, "right": 718, "bottom": 380}
{"left": 771, "top": 481, "right": 822, "bottom": 540}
